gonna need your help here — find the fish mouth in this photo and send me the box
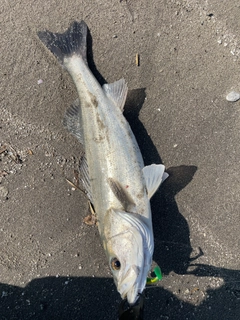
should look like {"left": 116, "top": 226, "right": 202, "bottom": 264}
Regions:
{"left": 117, "top": 265, "right": 146, "bottom": 305}
{"left": 120, "top": 285, "right": 138, "bottom": 305}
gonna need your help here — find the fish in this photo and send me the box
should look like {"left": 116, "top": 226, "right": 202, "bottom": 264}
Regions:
{"left": 38, "top": 20, "right": 168, "bottom": 305}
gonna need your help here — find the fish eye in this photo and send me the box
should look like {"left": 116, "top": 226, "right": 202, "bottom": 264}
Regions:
{"left": 111, "top": 257, "right": 121, "bottom": 271}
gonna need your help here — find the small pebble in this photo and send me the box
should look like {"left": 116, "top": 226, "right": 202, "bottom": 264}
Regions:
{"left": 0, "top": 186, "right": 8, "bottom": 200}
{"left": 226, "top": 91, "right": 240, "bottom": 102}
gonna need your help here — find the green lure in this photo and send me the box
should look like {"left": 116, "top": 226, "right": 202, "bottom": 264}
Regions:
{"left": 146, "top": 266, "right": 162, "bottom": 284}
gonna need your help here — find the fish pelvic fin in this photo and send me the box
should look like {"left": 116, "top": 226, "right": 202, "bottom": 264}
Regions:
{"left": 142, "top": 164, "right": 169, "bottom": 199}
{"left": 108, "top": 178, "right": 136, "bottom": 212}
{"left": 103, "top": 79, "right": 128, "bottom": 112}
{"left": 38, "top": 20, "right": 88, "bottom": 65}
{"left": 63, "top": 99, "right": 84, "bottom": 145}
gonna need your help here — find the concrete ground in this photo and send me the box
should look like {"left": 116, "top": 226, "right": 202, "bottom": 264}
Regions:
{"left": 1, "top": 0, "right": 240, "bottom": 319}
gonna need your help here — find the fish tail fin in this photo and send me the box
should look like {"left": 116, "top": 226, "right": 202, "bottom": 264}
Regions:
{"left": 37, "top": 20, "right": 88, "bottom": 65}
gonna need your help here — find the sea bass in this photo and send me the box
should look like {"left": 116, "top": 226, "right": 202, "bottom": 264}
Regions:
{"left": 38, "top": 21, "right": 168, "bottom": 305}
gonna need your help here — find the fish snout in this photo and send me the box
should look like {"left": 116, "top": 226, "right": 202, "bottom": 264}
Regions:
{"left": 126, "top": 287, "right": 139, "bottom": 305}
{"left": 117, "top": 265, "right": 141, "bottom": 305}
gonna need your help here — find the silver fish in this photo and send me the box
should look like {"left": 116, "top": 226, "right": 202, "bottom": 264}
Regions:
{"left": 38, "top": 21, "right": 168, "bottom": 305}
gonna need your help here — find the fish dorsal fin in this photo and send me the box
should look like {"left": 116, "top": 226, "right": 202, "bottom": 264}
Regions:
{"left": 63, "top": 99, "right": 84, "bottom": 145}
{"left": 142, "top": 164, "right": 169, "bottom": 199}
{"left": 108, "top": 178, "right": 136, "bottom": 212}
{"left": 103, "top": 79, "right": 128, "bottom": 112}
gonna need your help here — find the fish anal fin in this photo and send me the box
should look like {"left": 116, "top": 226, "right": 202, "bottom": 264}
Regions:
{"left": 79, "top": 155, "right": 93, "bottom": 203}
{"left": 103, "top": 79, "right": 128, "bottom": 112}
{"left": 142, "top": 164, "right": 168, "bottom": 199}
{"left": 63, "top": 99, "right": 84, "bottom": 145}
{"left": 108, "top": 178, "right": 136, "bottom": 212}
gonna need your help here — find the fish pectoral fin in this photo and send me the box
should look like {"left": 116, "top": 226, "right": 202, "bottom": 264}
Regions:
{"left": 63, "top": 99, "right": 84, "bottom": 145}
{"left": 102, "top": 79, "right": 128, "bottom": 112}
{"left": 142, "top": 164, "right": 169, "bottom": 199}
{"left": 108, "top": 178, "right": 136, "bottom": 212}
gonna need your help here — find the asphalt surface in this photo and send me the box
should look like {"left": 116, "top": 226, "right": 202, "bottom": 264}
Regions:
{"left": 1, "top": 1, "right": 240, "bottom": 319}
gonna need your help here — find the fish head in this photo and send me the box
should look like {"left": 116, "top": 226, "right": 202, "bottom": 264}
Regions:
{"left": 103, "top": 209, "right": 153, "bottom": 305}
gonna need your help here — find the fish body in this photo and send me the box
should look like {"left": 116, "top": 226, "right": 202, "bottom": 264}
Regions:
{"left": 38, "top": 21, "right": 168, "bottom": 304}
